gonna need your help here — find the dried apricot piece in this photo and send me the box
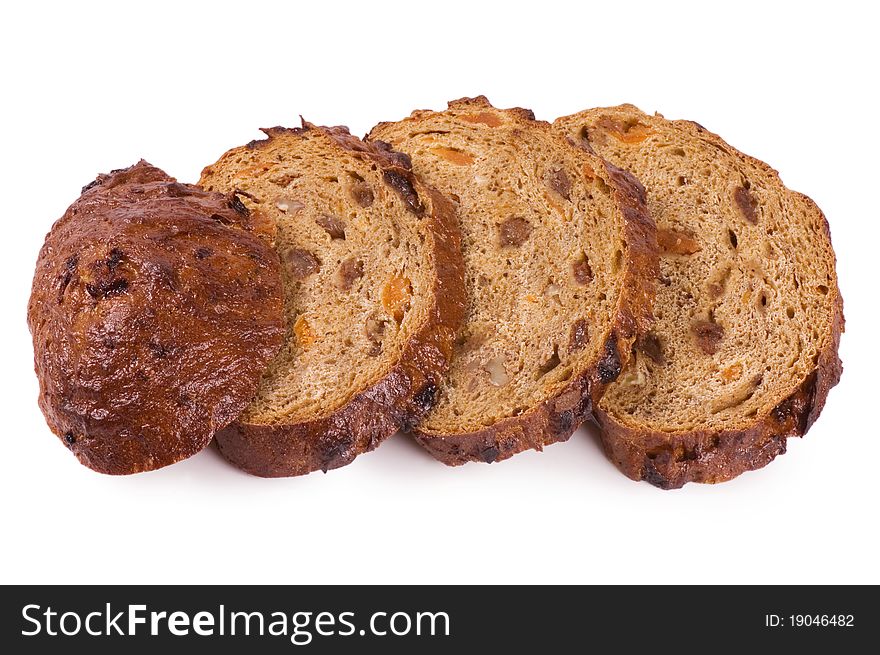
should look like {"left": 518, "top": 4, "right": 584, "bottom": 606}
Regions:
{"left": 721, "top": 363, "right": 743, "bottom": 382}
{"left": 294, "top": 315, "right": 316, "bottom": 349}
{"left": 460, "top": 112, "right": 502, "bottom": 127}
{"left": 381, "top": 275, "right": 412, "bottom": 323}
{"left": 431, "top": 146, "right": 475, "bottom": 165}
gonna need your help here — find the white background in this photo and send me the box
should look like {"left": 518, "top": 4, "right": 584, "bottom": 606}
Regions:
{"left": 2, "top": 0, "right": 878, "bottom": 585}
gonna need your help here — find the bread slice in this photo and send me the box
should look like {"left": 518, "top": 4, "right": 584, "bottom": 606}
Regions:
{"left": 28, "top": 161, "right": 285, "bottom": 474}
{"left": 199, "top": 123, "right": 465, "bottom": 476}
{"left": 368, "top": 97, "right": 657, "bottom": 465}
{"left": 554, "top": 105, "right": 844, "bottom": 488}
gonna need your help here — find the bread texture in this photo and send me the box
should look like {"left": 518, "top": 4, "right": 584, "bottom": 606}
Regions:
{"left": 199, "top": 123, "right": 466, "bottom": 476}
{"left": 369, "top": 97, "right": 657, "bottom": 465}
{"left": 554, "top": 105, "right": 844, "bottom": 488}
{"left": 28, "top": 161, "right": 285, "bottom": 474}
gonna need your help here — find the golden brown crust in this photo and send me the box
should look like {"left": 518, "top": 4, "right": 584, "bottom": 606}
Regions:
{"left": 28, "top": 161, "right": 285, "bottom": 474}
{"left": 558, "top": 106, "right": 844, "bottom": 488}
{"left": 370, "top": 98, "right": 658, "bottom": 466}
{"left": 208, "top": 125, "right": 467, "bottom": 476}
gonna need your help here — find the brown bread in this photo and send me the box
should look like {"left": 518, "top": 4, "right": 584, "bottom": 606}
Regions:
{"left": 369, "top": 97, "right": 658, "bottom": 465}
{"left": 554, "top": 105, "right": 843, "bottom": 488}
{"left": 27, "top": 161, "right": 285, "bottom": 474}
{"left": 199, "top": 123, "right": 466, "bottom": 476}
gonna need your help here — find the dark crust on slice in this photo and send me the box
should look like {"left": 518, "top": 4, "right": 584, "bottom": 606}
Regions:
{"left": 369, "top": 97, "right": 659, "bottom": 466}
{"left": 206, "top": 125, "right": 467, "bottom": 477}
{"left": 413, "top": 375, "right": 593, "bottom": 466}
{"left": 558, "top": 105, "right": 844, "bottom": 488}
{"left": 27, "top": 161, "right": 285, "bottom": 474}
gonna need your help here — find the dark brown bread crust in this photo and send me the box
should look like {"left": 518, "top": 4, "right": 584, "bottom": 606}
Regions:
{"left": 413, "top": 373, "right": 593, "bottom": 465}
{"left": 28, "top": 161, "right": 285, "bottom": 474}
{"left": 208, "top": 125, "right": 467, "bottom": 476}
{"left": 559, "top": 107, "right": 845, "bottom": 488}
{"left": 371, "top": 97, "right": 658, "bottom": 466}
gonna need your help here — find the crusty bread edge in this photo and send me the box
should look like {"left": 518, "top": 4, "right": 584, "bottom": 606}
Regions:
{"left": 561, "top": 106, "right": 845, "bottom": 488}
{"left": 208, "top": 125, "right": 467, "bottom": 477}
{"left": 371, "top": 97, "right": 659, "bottom": 466}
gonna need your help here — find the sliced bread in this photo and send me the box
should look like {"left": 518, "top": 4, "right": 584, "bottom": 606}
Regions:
{"left": 28, "top": 161, "right": 285, "bottom": 474}
{"left": 199, "top": 123, "right": 466, "bottom": 476}
{"left": 554, "top": 105, "right": 844, "bottom": 488}
{"left": 368, "top": 97, "right": 657, "bottom": 465}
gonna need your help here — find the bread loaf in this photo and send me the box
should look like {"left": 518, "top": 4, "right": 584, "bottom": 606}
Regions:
{"left": 28, "top": 161, "right": 285, "bottom": 474}
{"left": 554, "top": 106, "right": 844, "bottom": 488}
{"left": 369, "top": 97, "right": 657, "bottom": 465}
{"left": 199, "top": 123, "right": 466, "bottom": 476}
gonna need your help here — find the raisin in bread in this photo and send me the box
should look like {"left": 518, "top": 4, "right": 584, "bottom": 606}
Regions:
{"left": 554, "top": 105, "right": 844, "bottom": 488}
{"left": 199, "top": 123, "right": 466, "bottom": 477}
{"left": 27, "top": 161, "right": 285, "bottom": 474}
{"left": 368, "top": 97, "right": 657, "bottom": 465}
